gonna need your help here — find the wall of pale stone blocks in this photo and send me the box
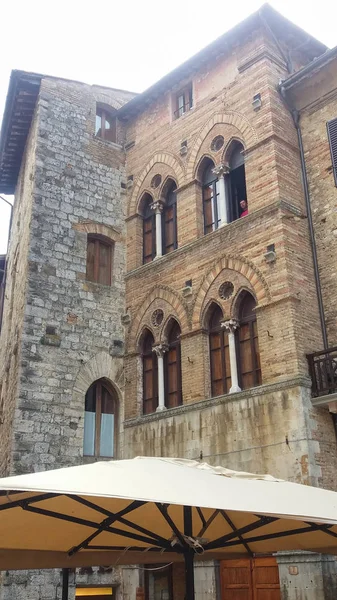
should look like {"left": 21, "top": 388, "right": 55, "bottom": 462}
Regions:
{"left": 123, "top": 381, "right": 337, "bottom": 486}
{"left": 0, "top": 106, "right": 39, "bottom": 478}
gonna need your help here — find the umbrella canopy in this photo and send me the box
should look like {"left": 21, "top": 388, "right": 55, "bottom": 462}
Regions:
{"left": 1, "top": 456, "right": 337, "bottom": 572}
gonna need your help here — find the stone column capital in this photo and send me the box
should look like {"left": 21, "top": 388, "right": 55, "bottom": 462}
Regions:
{"left": 152, "top": 343, "right": 169, "bottom": 358}
{"left": 212, "top": 163, "right": 230, "bottom": 178}
{"left": 150, "top": 201, "right": 164, "bottom": 214}
{"left": 221, "top": 318, "right": 240, "bottom": 334}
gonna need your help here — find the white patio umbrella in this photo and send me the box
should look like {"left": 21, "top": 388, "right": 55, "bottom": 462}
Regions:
{"left": 1, "top": 457, "right": 337, "bottom": 600}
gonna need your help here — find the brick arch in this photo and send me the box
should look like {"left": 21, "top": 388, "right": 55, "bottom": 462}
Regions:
{"left": 161, "top": 314, "right": 181, "bottom": 343}
{"left": 73, "top": 351, "right": 123, "bottom": 403}
{"left": 128, "top": 153, "right": 185, "bottom": 216}
{"left": 186, "top": 112, "right": 258, "bottom": 180}
{"left": 201, "top": 298, "right": 224, "bottom": 330}
{"left": 192, "top": 255, "right": 271, "bottom": 328}
{"left": 130, "top": 285, "right": 189, "bottom": 349}
{"left": 73, "top": 221, "right": 121, "bottom": 242}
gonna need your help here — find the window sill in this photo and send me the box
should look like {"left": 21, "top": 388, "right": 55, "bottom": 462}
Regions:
{"left": 124, "top": 375, "right": 311, "bottom": 428}
{"left": 171, "top": 105, "right": 195, "bottom": 124}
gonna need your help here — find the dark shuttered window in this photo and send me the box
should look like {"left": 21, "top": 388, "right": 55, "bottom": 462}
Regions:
{"left": 162, "top": 182, "right": 178, "bottom": 255}
{"left": 142, "top": 330, "right": 158, "bottom": 414}
{"left": 209, "top": 304, "right": 231, "bottom": 396}
{"left": 164, "top": 320, "right": 182, "bottom": 408}
{"left": 237, "top": 293, "right": 261, "bottom": 390}
{"left": 84, "top": 380, "right": 116, "bottom": 458}
{"left": 86, "top": 236, "right": 112, "bottom": 285}
{"left": 327, "top": 118, "right": 337, "bottom": 186}
{"left": 142, "top": 195, "right": 156, "bottom": 264}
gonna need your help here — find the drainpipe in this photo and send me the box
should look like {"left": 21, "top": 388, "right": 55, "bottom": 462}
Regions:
{"left": 279, "top": 86, "right": 328, "bottom": 350}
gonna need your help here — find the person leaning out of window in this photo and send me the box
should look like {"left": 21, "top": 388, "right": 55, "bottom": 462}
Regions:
{"left": 240, "top": 200, "right": 248, "bottom": 217}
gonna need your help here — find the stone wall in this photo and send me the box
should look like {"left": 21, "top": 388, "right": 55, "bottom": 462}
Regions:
{"left": 0, "top": 77, "right": 132, "bottom": 599}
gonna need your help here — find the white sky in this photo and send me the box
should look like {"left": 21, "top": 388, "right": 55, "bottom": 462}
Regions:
{"left": 0, "top": 0, "right": 336, "bottom": 254}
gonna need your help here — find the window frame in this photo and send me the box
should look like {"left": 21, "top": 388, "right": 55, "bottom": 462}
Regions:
{"left": 202, "top": 164, "right": 220, "bottom": 235}
{"left": 208, "top": 306, "right": 231, "bottom": 397}
{"left": 164, "top": 321, "right": 182, "bottom": 408}
{"left": 236, "top": 296, "right": 261, "bottom": 390}
{"left": 86, "top": 235, "right": 113, "bottom": 286}
{"left": 83, "top": 380, "right": 117, "bottom": 458}
{"left": 162, "top": 184, "right": 178, "bottom": 255}
{"left": 327, "top": 117, "right": 337, "bottom": 186}
{"left": 95, "top": 106, "right": 117, "bottom": 143}
{"left": 142, "top": 332, "right": 158, "bottom": 414}
{"left": 174, "top": 84, "right": 193, "bottom": 119}
{"left": 142, "top": 200, "right": 156, "bottom": 264}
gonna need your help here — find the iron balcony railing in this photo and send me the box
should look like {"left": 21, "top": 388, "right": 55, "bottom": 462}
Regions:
{"left": 307, "top": 346, "right": 337, "bottom": 397}
{"left": 174, "top": 102, "right": 192, "bottom": 118}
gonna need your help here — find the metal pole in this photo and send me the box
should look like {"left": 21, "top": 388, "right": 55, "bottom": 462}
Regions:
{"left": 62, "top": 568, "right": 69, "bottom": 600}
{"left": 183, "top": 506, "right": 195, "bottom": 600}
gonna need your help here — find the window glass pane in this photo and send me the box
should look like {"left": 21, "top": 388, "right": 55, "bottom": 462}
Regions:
{"left": 95, "top": 113, "right": 102, "bottom": 136}
{"left": 100, "top": 413, "right": 114, "bottom": 457}
{"left": 83, "top": 411, "right": 95, "bottom": 456}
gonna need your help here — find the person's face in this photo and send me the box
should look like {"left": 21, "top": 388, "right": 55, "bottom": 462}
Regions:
{"left": 240, "top": 200, "right": 247, "bottom": 210}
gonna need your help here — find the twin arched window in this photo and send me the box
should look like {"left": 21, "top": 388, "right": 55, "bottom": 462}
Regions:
{"left": 83, "top": 379, "right": 116, "bottom": 457}
{"left": 142, "top": 320, "right": 182, "bottom": 414}
{"left": 202, "top": 141, "right": 247, "bottom": 233}
{"left": 142, "top": 181, "right": 177, "bottom": 264}
{"left": 208, "top": 292, "right": 261, "bottom": 396}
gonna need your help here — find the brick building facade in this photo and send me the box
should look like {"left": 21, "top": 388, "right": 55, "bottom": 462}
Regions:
{"left": 1, "top": 4, "right": 337, "bottom": 600}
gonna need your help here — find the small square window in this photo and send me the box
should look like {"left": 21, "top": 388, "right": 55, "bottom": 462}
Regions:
{"left": 95, "top": 105, "right": 117, "bottom": 143}
{"left": 173, "top": 84, "right": 193, "bottom": 119}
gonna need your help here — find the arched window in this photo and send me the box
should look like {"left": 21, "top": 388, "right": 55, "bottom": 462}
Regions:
{"left": 95, "top": 105, "right": 117, "bottom": 142}
{"left": 209, "top": 304, "right": 231, "bottom": 396}
{"left": 142, "top": 194, "right": 156, "bottom": 264}
{"left": 86, "top": 235, "right": 113, "bottom": 285}
{"left": 202, "top": 159, "right": 221, "bottom": 234}
{"left": 226, "top": 141, "right": 247, "bottom": 222}
{"left": 164, "top": 320, "right": 182, "bottom": 408}
{"left": 142, "top": 330, "right": 158, "bottom": 414}
{"left": 237, "top": 292, "right": 261, "bottom": 389}
{"left": 84, "top": 379, "right": 116, "bottom": 458}
{"left": 162, "top": 181, "right": 178, "bottom": 255}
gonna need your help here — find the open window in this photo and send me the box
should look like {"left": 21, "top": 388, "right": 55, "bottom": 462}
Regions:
{"left": 226, "top": 141, "right": 247, "bottom": 222}
{"left": 208, "top": 304, "right": 231, "bottom": 396}
{"left": 83, "top": 379, "right": 117, "bottom": 458}
{"left": 174, "top": 83, "right": 193, "bottom": 119}
{"left": 95, "top": 105, "right": 117, "bottom": 143}
{"left": 237, "top": 292, "right": 261, "bottom": 389}
{"left": 164, "top": 320, "right": 182, "bottom": 408}
{"left": 142, "top": 194, "right": 156, "bottom": 264}
{"left": 86, "top": 235, "right": 113, "bottom": 285}
{"left": 162, "top": 180, "right": 178, "bottom": 254}
{"left": 142, "top": 329, "right": 158, "bottom": 414}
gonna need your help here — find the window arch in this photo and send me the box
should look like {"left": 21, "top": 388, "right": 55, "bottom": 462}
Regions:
{"left": 142, "top": 329, "right": 158, "bottom": 414}
{"left": 226, "top": 141, "right": 247, "bottom": 222}
{"left": 202, "top": 159, "right": 221, "bottom": 234}
{"left": 95, "top": 104, "right": 117, "bottom": 142}
{"left": 237, "top": 292, "right": 261, "bottom": 389}
{"left": 83, "top": 379, "right": 117, "bottom": 458}
{"left": 164, "top": 319, "right": 182, "bottom": 408}
{"left": 208, "top": 304, "right": 231, "bottom": 396}
{"left": 142, "top": 194, "right": 156, "bottom": 264}
{"left": 86, "top": 235, "right": 113, "bottom": 285}
{"left": 162, "top": 180, "right": 178, "bottom": 255}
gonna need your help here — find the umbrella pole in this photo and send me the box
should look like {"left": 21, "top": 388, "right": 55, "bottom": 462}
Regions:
{"left": 183, "top": 506, "right": 195, "bottom": 600}
{"left": 62, "top": 568, "right": 69, "bottom": 600}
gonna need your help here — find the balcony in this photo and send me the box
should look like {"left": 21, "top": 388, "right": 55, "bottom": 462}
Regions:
{"left": 307, "top": 346, "right": 337, "bottom": 398}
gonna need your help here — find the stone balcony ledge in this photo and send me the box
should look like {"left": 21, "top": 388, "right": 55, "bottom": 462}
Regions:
{"left": 123, "top": 375, "right": 311, "bottom": 428}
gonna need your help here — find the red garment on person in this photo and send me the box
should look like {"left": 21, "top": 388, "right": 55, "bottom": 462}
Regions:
{"left": 240, "top": 209, "right": 248, "bottom": 217}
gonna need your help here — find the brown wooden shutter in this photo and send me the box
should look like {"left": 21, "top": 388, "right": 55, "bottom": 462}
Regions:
{"left": 164, "top": 206, "right": 175, "bottom": 254}
{"left": 143, "top": 217, "right": 155, "bottom": 263}
{"left": 105, "top": 116, "right": 117, "bottom": 143}
{"left": 98, "top": 242, "right": 111, "bottom": 285}
{"left": 203, "top": 185, "right": 214, "bottom": 234}
{"left": 327, "top": 117, "right": 337, "bottom": 186}
{"left": 86, "top": 239, "right": 96, "bottom": 282}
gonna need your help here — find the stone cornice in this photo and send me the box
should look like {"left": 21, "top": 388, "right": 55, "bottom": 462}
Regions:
{"left": 123, "top": 376, "right": 311, "bottom": 428}
{"left": 238, "top": 47, "right": 287, "bottom": 73}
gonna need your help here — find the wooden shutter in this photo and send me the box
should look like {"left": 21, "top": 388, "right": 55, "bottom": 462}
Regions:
{"left": 327, "top": 117, "right": 337, "bottom": 186}
{"left": 210, "top": 332, "right": 224, "bottom": 396}
{"left": 143, "top": 216, "right": 155, "bottom": 263}
{"left": 98, "top": 242, "right": 111, "bottom": 285}
{"left": 203, "top": 185, "right": 214, "bottom": 234}
{"left": 104, "top": 115, "right": 117, "bottom": 143}
{"left": 164, "top": 205, "right": 176, "bottom": 254}
{"left": 86, "top": 239, "right": 96, "bottom": 282}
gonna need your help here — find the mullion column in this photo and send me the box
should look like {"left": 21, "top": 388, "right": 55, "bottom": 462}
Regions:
{"left": 212, "top": 163, "right": 230, "bottom": 226}
{"left": 221, "top": 319, "right": 241, "bottom": 393}
{"left": 150, "top": 201, "right": 164, "bottom": 258}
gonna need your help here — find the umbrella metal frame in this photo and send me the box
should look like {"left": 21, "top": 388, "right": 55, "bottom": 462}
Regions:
{"left": 2, "top": 490, "right": 337, "bottom": 600}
